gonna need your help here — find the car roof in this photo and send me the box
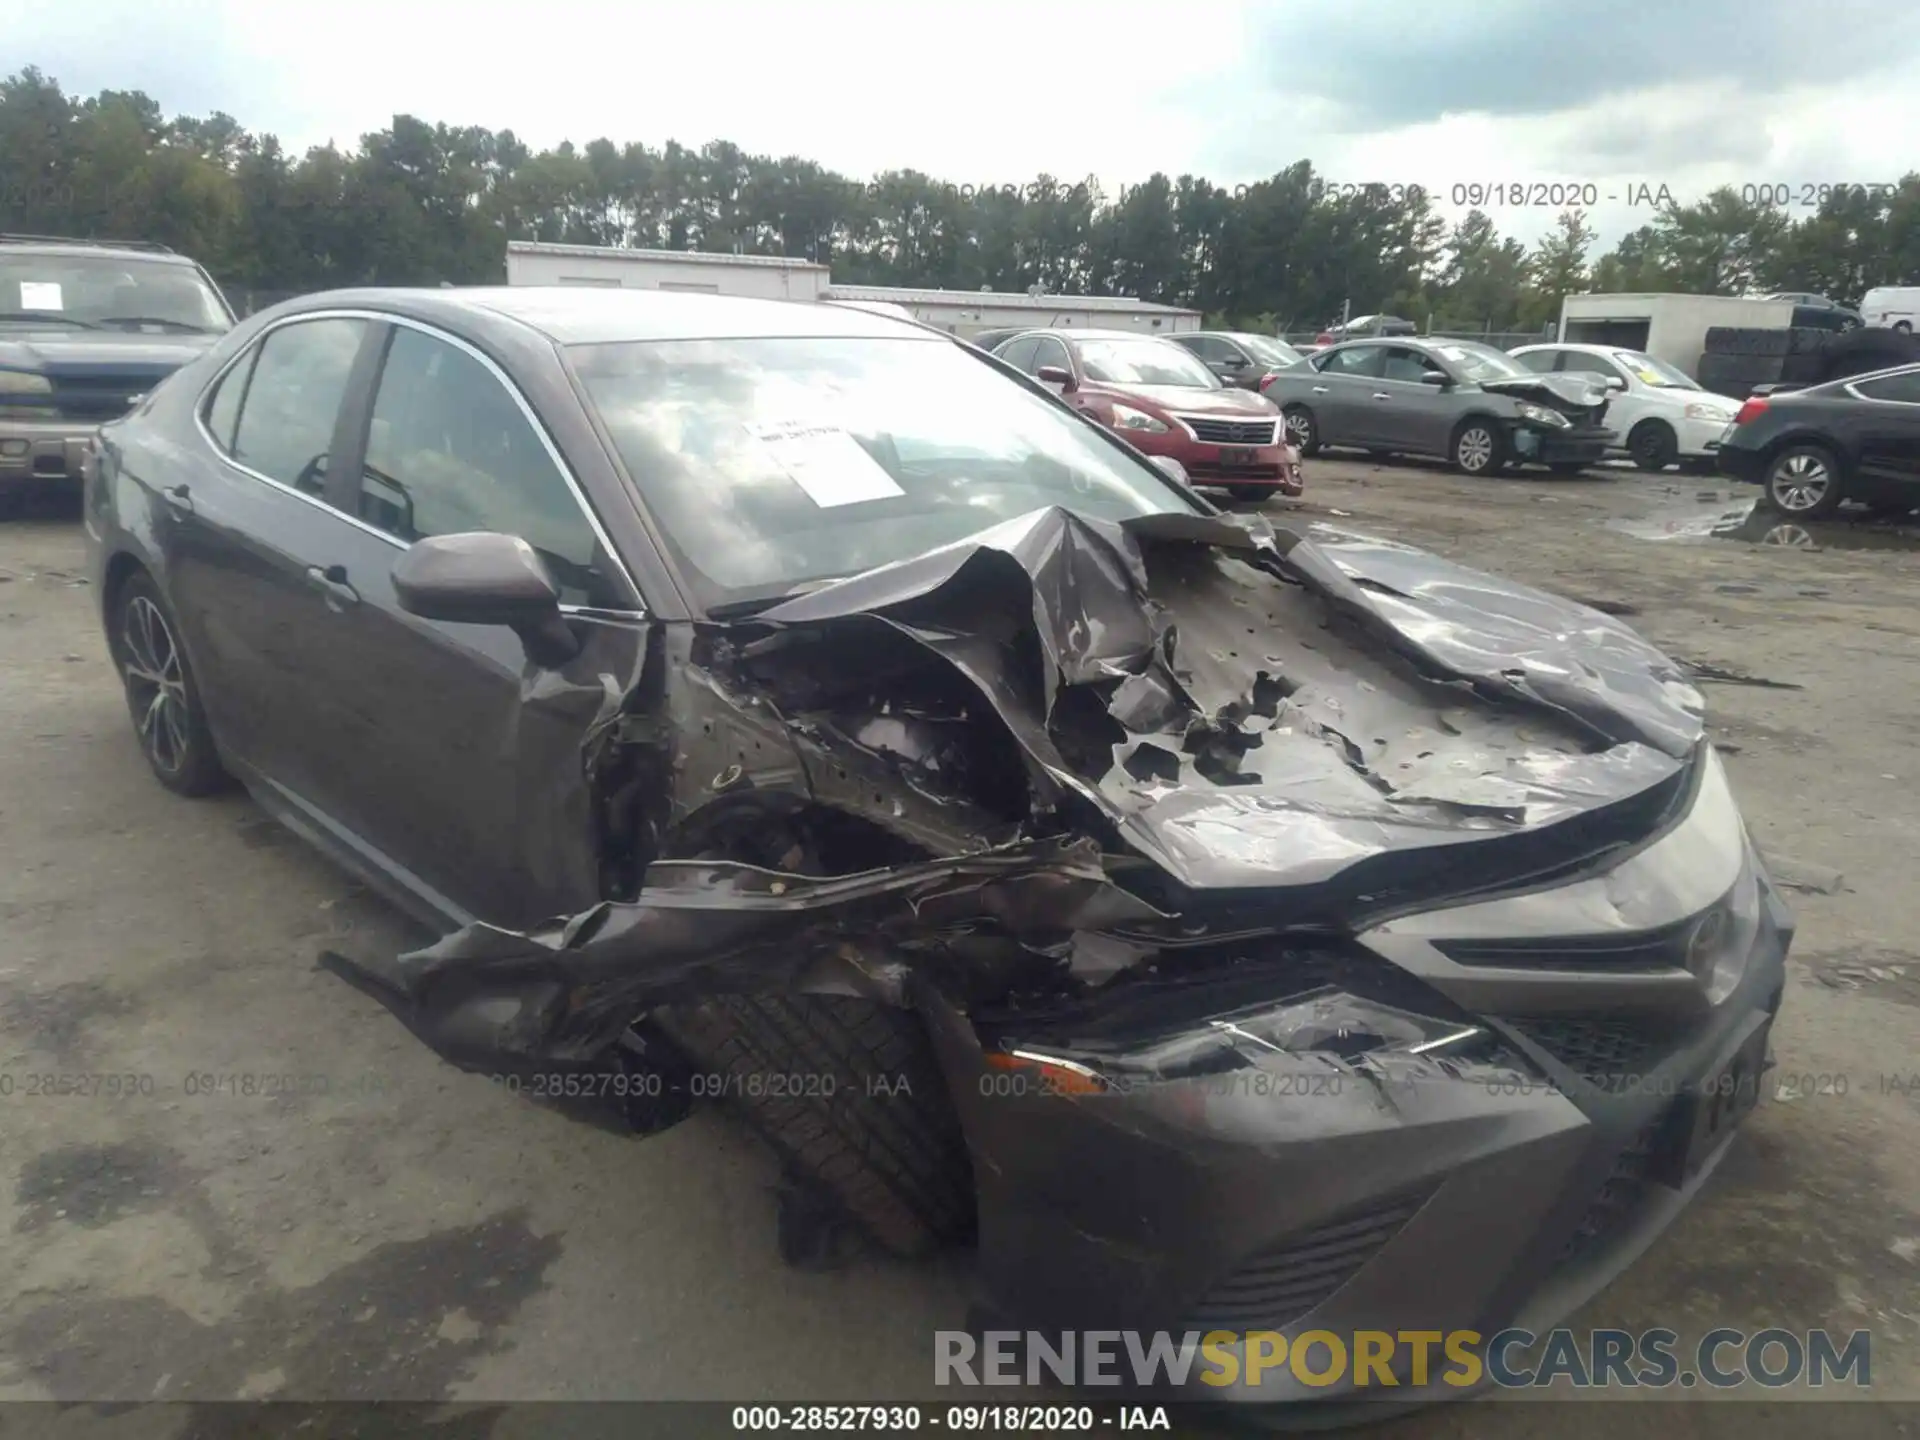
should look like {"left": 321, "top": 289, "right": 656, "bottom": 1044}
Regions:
{"left": 1004, "top": 327, "right": 1187, "bottom": 343}
{"left": 273, "top": 286, "right": 944, "bottom": 345}
{"left": 1511, "top": 342, "right": 1631, "bottom": 355}
{"left": 0, "top": 241, "right": 201, "bottom": 268}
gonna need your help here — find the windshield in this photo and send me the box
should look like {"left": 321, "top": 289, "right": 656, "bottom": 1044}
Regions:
{"left": 1612, "top": 350, "right": 1700, "bottom": 389}
{"left": 0, "top": 253, "right": 232, "bottom": 333}
{"left": 571, "top": 336, "right": 1198, "bottom": 608}
{"left": 1431, "top": 340, "right": 1532, "bottom": 383}
{"left": 1076, "top": 337, "right": 1220, "bottom": 388}
{"left": 1236, "top": 334, "right": 1302, "bottom": 367}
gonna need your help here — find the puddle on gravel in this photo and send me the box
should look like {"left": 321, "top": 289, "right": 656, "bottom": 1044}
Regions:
{"left": 1610, "top": 493, "right": 1920, "bottom": 552}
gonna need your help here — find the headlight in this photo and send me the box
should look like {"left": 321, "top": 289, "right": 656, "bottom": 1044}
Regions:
{"left": 1515, "top": 402, "right": 1572, "bottom": 428}
{"left": 992, "top": 989, "right": 1483, "bottom": 1091}
{"left": 0, "top": 369, "right": 53, "bottom": 397}
{"left": 1685, "top": 402, "right": 1732, "bottom": 421}
{"left": 1109, "top": 403, "right": 1170, "bottom": 434}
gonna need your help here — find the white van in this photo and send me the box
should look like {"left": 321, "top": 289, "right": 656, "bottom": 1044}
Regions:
{"left": 1860, "top": 286, "right": 1920, "bottom": 332}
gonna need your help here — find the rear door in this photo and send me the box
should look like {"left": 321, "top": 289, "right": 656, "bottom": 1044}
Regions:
{"left": 161, "top": 314, "right": 378, "bottom": 801}
{"left": 291, "top": 319, "right": 646, "bottom": 928}
{"left": 1370, "top": 345, "right": 1457, "bottom": 452}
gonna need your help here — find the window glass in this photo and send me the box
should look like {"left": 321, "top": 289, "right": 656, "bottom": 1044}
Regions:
{"left": 1031, "top": 336, "right": 1073, "bottom": 375}
{"left": 1380, "top": 346, "right": 1446, "bottom": 383}
{"left": 569, "top": 335, "right": 1195, "bottom": 609}
{"left": 1428, "top": 341, "right": 1532, "bottom": 383}
{"left": 1612, "top": 351, "right": 1700, "bottom": 389}
{"left": 202, "top": 350, "right": 255, "bottom": 452}
{"left": 1076, "top": 336, "right": 1216, "bottom": 387}
{"left": 997, "top": 337, "right": 1040, "bottom": 372}
{"left": 1559, "top": 352, "right": 1621, "bottom": 378}
{"left": 1855, "top": 369, "right": 1920, "bottom": 404}
{"left": 231, "top": 318, "right": 366, "bottom": 496}
{"left": 361, "top": 326, "right": 619, "bottom": 607}
{"left": 0, "top": 253, "right": 232, "bottom": 333}
{"left": 1314, "top": 344, "right": 1383, "bottom": 377}
{"left": 1180, "top": 336, "right": 1229, "bottom": 362}
{"left": 1512, "top": 349, "right": 1559, "bottom": 373}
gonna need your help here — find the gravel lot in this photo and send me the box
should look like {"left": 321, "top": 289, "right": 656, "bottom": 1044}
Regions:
{"left": 2, "top": 457, "right": 1917, "bottom": 1429}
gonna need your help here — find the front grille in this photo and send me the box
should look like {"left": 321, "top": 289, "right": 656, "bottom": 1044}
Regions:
{"left": 1185, "top": 463, "right": 1285, "bottom": 480}
{"left": 1178, "top": 415, "right": 1279, "bottom": 446}
{"left": 49, "top": 375, "right": 162, "bottom": 422}
{"left": 1558, "top": 1116, "right": 1665, "bottom": 1265}
{"left": 1183, "top": 1193, "right": 1428, "bottom": 1330}
{"left": 1501, "top": 1014, "right": 1662, "bottom": 1082}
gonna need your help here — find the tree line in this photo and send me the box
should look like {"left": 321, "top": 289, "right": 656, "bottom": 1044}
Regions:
{"left": 3, "top": 67, "right": 1917, "bottom": 331}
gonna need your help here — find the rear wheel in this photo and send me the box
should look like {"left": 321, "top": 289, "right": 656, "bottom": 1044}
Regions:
{"left": 109, "top": 572, "right": 226, "bottom": 797}
{"left": 1627, "top": 420, "right": 1679, "bottom": 472}
{"left": 1282, "top": 405, "right": 1320, "bottom": 456}
{"left": 1895, "top": 321, "right": 1913, "bottom": 334}
{"left": 1763, "top": 443, "right": 1845, "bottom": 518}
{"left": 1452, "top": 418, "right": 1507, "bottom": 476}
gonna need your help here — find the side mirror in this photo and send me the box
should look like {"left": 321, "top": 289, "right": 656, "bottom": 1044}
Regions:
{"left": 1222, "top": 355, "right": 1248, "bottom": 369}
{"left": 1036, "top": 364, "right": 1076, "bottom": 392}
{"left": 1418, "top": 371, "right": 1450, "bottom": 387}
{"left": 392, "top": 531, "right": 581, "bottom": 668}
{"left": 1605, "top": 374, "right": 1628, "bottom": 391}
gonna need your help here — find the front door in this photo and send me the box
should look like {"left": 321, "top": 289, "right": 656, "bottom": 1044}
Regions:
{"left": 293, "top": 320, "right": 648, "bottom": 929}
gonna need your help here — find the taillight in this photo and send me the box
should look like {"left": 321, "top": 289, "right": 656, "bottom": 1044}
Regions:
{"left": 1733, "top": 397, "right": 1770, "bottom": 426}
{"left": 1315, "top": 331, "right": 1333, "bottom": 344}
{"left": 1258, "top": 372, "right": 1276, "bottom": 392}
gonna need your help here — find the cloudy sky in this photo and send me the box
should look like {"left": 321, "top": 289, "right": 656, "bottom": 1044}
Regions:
{"left": 7, "top": 0, "right": 1919, "bottom": 247}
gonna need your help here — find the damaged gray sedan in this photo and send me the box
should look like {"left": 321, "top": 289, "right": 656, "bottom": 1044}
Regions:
{"left": 84, "top": 288, "right": 1788, "bottom": 1407}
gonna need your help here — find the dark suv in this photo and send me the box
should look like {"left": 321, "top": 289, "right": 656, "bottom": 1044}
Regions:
{"left": 0, "top": 234, "right": 234, "bottom": 499}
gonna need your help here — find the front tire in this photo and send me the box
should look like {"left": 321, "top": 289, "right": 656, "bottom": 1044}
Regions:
{"left": 1763, "top": 443, "right": 1845, "bottom": 518}
{"left": 1282, "top": 405, "right": 1320, "bottom": 456}
{"left": 1628, "top": 420, "right": 1679, "bottom": 472}
{"left": 109, "top": 573, "right": 226, "bottom": 796}
{"left": 656, "top": 994, "right": 975, "bottom": 1258}
{"left": 1452, "top": 418, "right": 1506, "bottom": 476}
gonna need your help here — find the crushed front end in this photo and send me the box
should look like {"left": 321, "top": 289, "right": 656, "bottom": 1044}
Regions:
{"left": 325, "top": 504, "right": 1789, "bottom": 1407}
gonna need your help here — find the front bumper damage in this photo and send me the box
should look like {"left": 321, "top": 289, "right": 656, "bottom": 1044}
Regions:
{"left": 324, "top": 504, "right": 1789, "bottom": 1401}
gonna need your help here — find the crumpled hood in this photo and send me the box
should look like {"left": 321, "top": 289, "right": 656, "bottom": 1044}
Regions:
{"left": 1479, "top": 372, "right": 1610, "bottom": 411}
{"left": 761, "top": 506, "right": 1703, "bottom": 892}
{"left": 0, "top": 331, "right": 216, "bottom": 376}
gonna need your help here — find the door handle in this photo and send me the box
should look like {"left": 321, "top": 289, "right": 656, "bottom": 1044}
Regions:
{"left": 1311, "top": 385, "right": 1330, "bottom": 394}
{"left": 305, "top": 563, "right": 360, "bottom": 610}
{"left": 161, "top": 483, "right": 193, "bottom": 513}
{"left": 1372, "top": 392, "right": 1392, "bottom": 400}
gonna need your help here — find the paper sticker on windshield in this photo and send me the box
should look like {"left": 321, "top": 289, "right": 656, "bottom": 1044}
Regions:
{"left": 19, "top": 282, "right": 63, "bottom": 311}
{"left": 747, "top": 420, "right": 905, "bottom": 507}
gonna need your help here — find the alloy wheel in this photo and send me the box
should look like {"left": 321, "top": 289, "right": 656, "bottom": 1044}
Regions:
{"left": 121, "top": 594, "right": 191, "bottom": 775}
{"left": 1760, "top": 522, "right": 1815, "bottom": 547}
{"left": 1457, "top": 427, "right": 1494, "bottom": 472}
{"left": 1285, "top": 410, "right": 1314, "bottom": 448}
{"left": 1768, "top": 453, "right": 1831, "bottom": 513}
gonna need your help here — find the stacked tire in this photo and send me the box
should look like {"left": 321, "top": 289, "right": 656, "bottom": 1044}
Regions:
{"left": 1697, "top": 326, "right": 1836, "bottom": 397}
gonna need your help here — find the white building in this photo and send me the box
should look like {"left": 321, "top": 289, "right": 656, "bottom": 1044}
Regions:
{"left": 819, "top": 284, "right": 1200, "bottom": 337}
{"left": 504, "top": 241, "right": 830, "bottom": 301}
{"left": 1557, "top": 293, "right": 1798, "bottom": 378}
{"left": 502, "top": 242, "right": 1199, "bottom": 337}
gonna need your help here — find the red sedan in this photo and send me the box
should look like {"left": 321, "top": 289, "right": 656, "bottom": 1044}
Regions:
{"left": 991, "top": 329, "right": 1303, "bottom": 502}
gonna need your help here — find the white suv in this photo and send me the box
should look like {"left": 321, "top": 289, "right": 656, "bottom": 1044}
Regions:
{"left": 1509, "top": 343, "right": 1740, "bottom": 471}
